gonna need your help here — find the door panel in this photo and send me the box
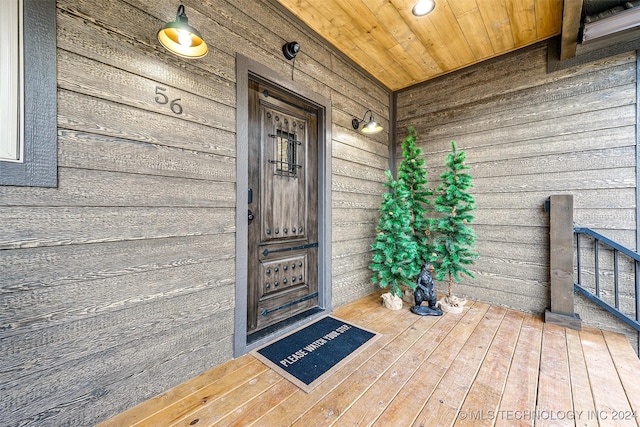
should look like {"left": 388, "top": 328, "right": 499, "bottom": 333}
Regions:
{"left": 247, "top": 81, "right": 319, "bottom": 335}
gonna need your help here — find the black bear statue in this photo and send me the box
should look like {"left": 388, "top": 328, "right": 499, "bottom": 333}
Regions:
{"left": 411, "top": 263, "right": 443, "bottom": 316}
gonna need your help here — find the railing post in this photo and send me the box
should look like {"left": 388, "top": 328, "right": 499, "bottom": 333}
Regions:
{"left": 545, "top": 194, "right": 582, "bottom": 330}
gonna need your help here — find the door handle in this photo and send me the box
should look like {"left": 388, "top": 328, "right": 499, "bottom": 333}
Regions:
{"left": 248, "top": 209, "right": 255, "bottom": 223}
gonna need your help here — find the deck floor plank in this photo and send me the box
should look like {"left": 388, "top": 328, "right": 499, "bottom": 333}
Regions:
{"left": 116, "top": 358, "right": 269, "bottom": 427}
{"left": 454, "top": 309, "right": 525, "bottom": 427}
{"left": 603, "top": 331, "right": 640, "bottom": 426}
{"left": 215, "top": 376, "right": 298, "bottom": 427}
{"left": 536, "top": 323, "right": 574, "bottom": 427}
{"left": 372, "top": 302, "right": 491, "bottom": 426}
{"left": 99, "top": 294, "right": 640, "bottom": 427}
{"left": 247, "top": 304, "right": 415, "bottom": 426}
{"left": 331, "top": 292, "right": 385, "bottom": 321}
{"left": 333, "top": 307, "right": 464, "bottom": 426}
{"left": 581, "top": 327, "right": 636, "bottom": 426}
{"left": 412, "top": 305, "right": 508, "bottom": 426}
{"left": 565, "top": 328, "right": 599, "bottom": 427}
{"left": 170, "top": 369, "right": 285, "bottom": 426}
{"left": 97, "top": 355, "right": 256, "bottom": 427}
{"left": 290, "top": 307, "right": 428, "bottom": 426}
{"left": 495, "top": 313, "right": 543, "bottom": 427}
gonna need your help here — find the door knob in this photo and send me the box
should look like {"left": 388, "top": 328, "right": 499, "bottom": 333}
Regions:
{"left": 248, "top": 209, "right": 255, "bottom": 222}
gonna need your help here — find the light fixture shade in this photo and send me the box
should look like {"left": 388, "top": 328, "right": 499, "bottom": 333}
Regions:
{"left": 158, "top": 5, "right": 208, "bottom": 59}
{"left": 412, "top": 0, "right": 436, "bottom": 16}
{"left": 361, "top": 119, "right": 383, "bottom": 134}
{"left": 352, "top": 110, "right": 384, "bottom": 134}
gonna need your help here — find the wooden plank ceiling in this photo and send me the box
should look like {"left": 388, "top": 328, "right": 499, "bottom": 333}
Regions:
{"left": 274, "top": 0, "right": 564, "bottom": 91}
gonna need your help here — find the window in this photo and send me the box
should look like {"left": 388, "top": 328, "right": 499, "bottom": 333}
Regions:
{"left": 0, "top": 0, "right": 57, "bottom": 187}
{"left": 275, "top": 130, "right": 299, "bottom": 177}
{"left": 0, "top": 0, "right": 23, "bottom": 162}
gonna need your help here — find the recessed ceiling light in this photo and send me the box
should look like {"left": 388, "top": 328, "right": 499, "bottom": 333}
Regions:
{"left": 412, "top": 0, "right": 436, "bottom": 16}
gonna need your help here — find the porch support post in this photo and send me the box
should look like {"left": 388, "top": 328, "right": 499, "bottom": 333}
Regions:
{"left": 545, "top": 194, "right": 582, "bottom": 330}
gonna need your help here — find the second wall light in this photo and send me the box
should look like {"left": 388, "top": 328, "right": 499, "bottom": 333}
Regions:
{"left": 352, "top": 110, "right": 383, "bottom": 134}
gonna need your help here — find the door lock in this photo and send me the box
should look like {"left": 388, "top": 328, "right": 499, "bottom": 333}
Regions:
{"left": 248, "top": 209, "right": 255, "bottom": 223}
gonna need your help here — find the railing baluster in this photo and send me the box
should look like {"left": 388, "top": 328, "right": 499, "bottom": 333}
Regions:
{"left": 573, "top": 226, "right": 640, "bottom": 332}
{"left": 595, "top": 240, "right": 599, "bottom": 297}
{"left": 576, "top": 233, "right": 582, "bottom": 285}
{"left": 614, "top": 249, "right": 619, "bottom": 309}
{"left": 636, "top": 260, "right": 640, "bottom": 322}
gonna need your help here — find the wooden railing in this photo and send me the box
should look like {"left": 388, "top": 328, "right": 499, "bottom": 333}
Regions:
{"left": 574, "top": 227, "right": 640, "bottom": 332}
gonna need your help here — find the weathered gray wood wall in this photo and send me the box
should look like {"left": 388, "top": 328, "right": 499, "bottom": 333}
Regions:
{"left": 396, "top": 42, "right": 639, "bottom": 353}
{"left": 0, "top": 0, "right": 388, "bottom": 425}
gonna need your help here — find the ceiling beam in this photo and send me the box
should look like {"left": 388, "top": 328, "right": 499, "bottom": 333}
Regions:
{"left": 560, "top": 0, "right": 584, "bottom": 60}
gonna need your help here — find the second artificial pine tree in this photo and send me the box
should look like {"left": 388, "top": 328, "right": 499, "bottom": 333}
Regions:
{"left": 431, "top": 141, "right": 478, "bottom": 302}
{"left": 396, "top": 127, "right": 433, "bottom": 266}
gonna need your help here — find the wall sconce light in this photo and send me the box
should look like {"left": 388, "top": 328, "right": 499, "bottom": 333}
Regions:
{"left": 282, "top": 41, "right": 300, "bottom": 60}
{"left": 158, "top": 5, "right": 208, "bottom": 59}
{"left": 352, "top": 110, "right": 383, "bottom": 134}
{"left": 412, "top": 0, "right": 436, "bottom": 16}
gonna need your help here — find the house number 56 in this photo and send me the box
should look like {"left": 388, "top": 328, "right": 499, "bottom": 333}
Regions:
{"left": 154, "top": 86, "right": 183, "bottom": 115}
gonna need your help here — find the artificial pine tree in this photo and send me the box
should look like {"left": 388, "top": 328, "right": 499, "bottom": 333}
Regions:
{"left": 396, "top": 127, "right": 433, "bottom": 265}
{"left": 431, "top": 141, "right": 478, "bottom": 312}
{"left": 369, "top": 170, "right": 420, "bottom": 299}
{"left": 370, "top": 127, "right": 433, "bottom": 305}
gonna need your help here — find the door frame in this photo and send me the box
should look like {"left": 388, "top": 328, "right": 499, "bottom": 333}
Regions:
{"left": 234, "top": 54, "right": 332, "bottom": 356}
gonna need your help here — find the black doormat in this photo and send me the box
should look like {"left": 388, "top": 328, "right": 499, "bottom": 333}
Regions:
{"left": 251, "top": 316, "right": 378, "bottom": 392}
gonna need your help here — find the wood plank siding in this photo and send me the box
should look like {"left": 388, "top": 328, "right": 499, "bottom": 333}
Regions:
{"left": 0, "top": 0, "right": 388, "bottom": 425}
{"left": 100, "top": 293, "right": 640, "bottom": 427}
{"left": 3, "top": 0, "right": 640, "bottom": 425}
{"left": 395, "top": 42, "right": 640, "bottom": 353}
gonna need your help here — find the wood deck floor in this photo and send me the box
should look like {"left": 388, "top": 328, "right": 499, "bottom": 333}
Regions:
{"left": 100, "top": 293, "right": 640, "bottom": 427}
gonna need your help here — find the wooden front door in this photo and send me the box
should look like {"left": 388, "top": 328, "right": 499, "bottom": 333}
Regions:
{"left": 247, "top": 79, "right": 319, "bottom": 335}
